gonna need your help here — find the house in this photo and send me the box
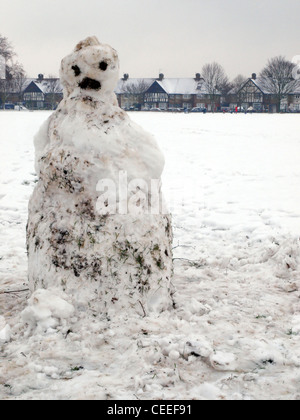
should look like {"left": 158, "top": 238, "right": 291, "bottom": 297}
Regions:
{"left": 228, "top": 74, "right": 271, "bottom": 112}
{"left": 116, "top": 74, "right": 221, "bottom": 111}
{"left": 281, "top": 85, "right": 300, "bottom": 112}
{"left": 228, "top": 73, "right": 300, "bottom": 113}
{"left": 291, "top": 89, "right": 300, "bottom": 111}
{"left": 23, "top": 75, "right": 63, "bottom": 110}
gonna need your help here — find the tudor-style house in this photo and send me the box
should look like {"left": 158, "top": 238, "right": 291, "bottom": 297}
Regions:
{"left": 23, "top": 74, "right": 63, "bottom": 110}
{"left": 227, "top": 74, "right": 272, "bottom": 112}
{"left": 228, "top": 73, "right": 300, "bottom": 113}
{"left": 116, "top": 73, "right": 221, "bottom": 111}
{"left": 281, "top": 86, "right": 300, "bottom": 112}
{"left": 0, "top": 74, "right": 63, "bottom": 110}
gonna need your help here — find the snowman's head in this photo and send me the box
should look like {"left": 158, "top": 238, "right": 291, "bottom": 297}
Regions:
{"left": 60, "top": 36, "right": 120, "bottom": 98}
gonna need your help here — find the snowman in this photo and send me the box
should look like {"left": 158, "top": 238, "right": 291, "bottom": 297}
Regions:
{"left": 27, "top": 37, "right": 173, "bottom": 317}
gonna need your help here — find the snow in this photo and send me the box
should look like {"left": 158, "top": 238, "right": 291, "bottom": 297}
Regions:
{"left": 0, "top": 317, "right": 11, "bottom": 344}
{"left": 156, "top": 78, "right": 209, "bottom": 95}
{"left": 21, "top": 289, "right": 75, "bottom": 332}
{"left": 115, "top": 77, "right": 208, "bottom": 96}
{"left": 116, "top": 78, "right": 155, "bottom": 94}
{"left": 1, "top": 111, "right": 300, "bottom": 400}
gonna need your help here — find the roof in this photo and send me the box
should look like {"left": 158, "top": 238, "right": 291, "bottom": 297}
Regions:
{"left": 26, "top": 79, "right": 63, "bottom": 94}
{"left": 115, "top": 78, "right": 155, "bottom": 94}
{"left": 156, "top": 78, "right": 210, "bottom": 95}
{"left": 294, "top": 85, "right": 300, "bottom": 94}
{"left": 0, "top": 77, "right": 63, "bottom": 95}
{"left": 251, "top": 78, "right": 273, "bottom": 94}
{"left": 228, "top": 78, "right": 267, "bottom": 95}
{"left": 116, "top": 77, "right": 213, "bottom": 95}
{"left": 230, "top": 77, "right": 300, "bottom": 96}
{"left": 0, "top": 78, "right": 34, "bottom": 94}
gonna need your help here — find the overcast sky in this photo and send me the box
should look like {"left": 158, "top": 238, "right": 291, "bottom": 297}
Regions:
{"left": 1, "top": 0, "right": 299, "bottom": 80}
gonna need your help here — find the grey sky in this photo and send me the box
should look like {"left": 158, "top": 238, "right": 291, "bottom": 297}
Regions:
{"left": 1, "top": 0, "right": 299, "bottom": 80}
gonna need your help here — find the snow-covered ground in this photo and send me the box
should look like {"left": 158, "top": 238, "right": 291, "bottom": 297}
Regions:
{"left": 0, "top": 111, "right": 300, "bottom": 400}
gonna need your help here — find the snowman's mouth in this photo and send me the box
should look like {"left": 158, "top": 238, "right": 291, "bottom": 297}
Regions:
{"left": 79, "top": 78, "right": 101, "bottom": 90}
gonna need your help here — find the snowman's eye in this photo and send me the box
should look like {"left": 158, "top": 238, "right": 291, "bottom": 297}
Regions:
{"left": 99, "top": 61, "right": 108, "bottom": 71}
{"left": 72, "top": 65, "right": 81, "bottom": 77}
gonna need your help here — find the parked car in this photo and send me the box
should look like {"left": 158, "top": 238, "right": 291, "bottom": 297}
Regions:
{"left": 190, "top": 107, "right": 207, "bottom": 113}
{"left": 168, "top": 107, "right": 183, "bottom": 112}
{"left": 150, "top": 107, "right": 162, "bottom": 112}
{"left": 4, "top": 103, "right": 14, "bottom": 110}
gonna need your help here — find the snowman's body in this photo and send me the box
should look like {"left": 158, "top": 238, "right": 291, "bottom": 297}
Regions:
{"left": 27, "top": 37, "right": 173, "bottom": 316}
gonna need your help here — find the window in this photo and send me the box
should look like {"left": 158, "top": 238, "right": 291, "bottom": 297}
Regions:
{"left": 183, "top": 94, "right": 191, "bottom": 100}
{"left": 24, "top": 92, "right": 44, "bottom": 101}
{"left": 145, "top": 92, "right": 168, "bottom": 103}
{"left": 183, "top": 102, "right": 192, "bottom": 109}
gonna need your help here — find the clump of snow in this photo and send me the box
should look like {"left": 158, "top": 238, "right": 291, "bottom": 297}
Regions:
{"left": 0, "top": 316, "right": 11, "bottom": 344}
{"left": 290, "top": 315, "right": 300, "bottom": 335}
{"left": 209, "top": 351, "right": 236, "bottom": 371}
{"left": 21, "top": 289, "right": 75, "bottom": 332}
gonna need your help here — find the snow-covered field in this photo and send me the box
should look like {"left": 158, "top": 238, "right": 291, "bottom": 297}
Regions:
{"left": 0, "top": 111, "right": 300, "bottom": 400}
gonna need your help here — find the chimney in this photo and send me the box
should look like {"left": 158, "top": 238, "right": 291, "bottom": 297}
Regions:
{"left": 195, "top": 73, "right": 201, "bottom": 81}
{"left": 123, "top": 73, "right": 129, "bottom": 81}
{"left": 158, "top": 73, "right": 164, "bottom": 81}
{"left": 252, "top": 73, "right": 257, "bottom": 80}
{"left": 38, "top": 74, "right": 44, "bottom": 81}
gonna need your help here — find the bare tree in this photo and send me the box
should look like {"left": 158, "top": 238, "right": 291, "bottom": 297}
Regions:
{"left": 229, "top": 74, "right": 248, "bottom": 108}
{"left": 0, "top": 79, "right": 11, "bottom": 107}
{"left": 122, "top": 79, "right": 151, "bottom": 95}
{"left": 47, "top": 75, "right": 63, "bottom": 109}
{"left": 0, "top": 61, "right": 26, "bottom": 108}
{"left": 121, "top": 79, "right": 152, "bottom": 108}
{"left": 0, "top": 55, "right": 5, "bottom": 79}
{"left": 0, "top": 34, "right": 15, "bottom": 61}
{"left": 202, "top": 62, "right": 229, "bottom": 111}
{"left": 231, "top": 74, "right": 247, "bottom": 93}
{"left": 260, "top": 56, "right": 300, "bottom": 112}
{"left": 0, "top": 34, "right": 26, "bottom": 108}
{"left": 10, "top": 62, "right": 27, "bottom": 103}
